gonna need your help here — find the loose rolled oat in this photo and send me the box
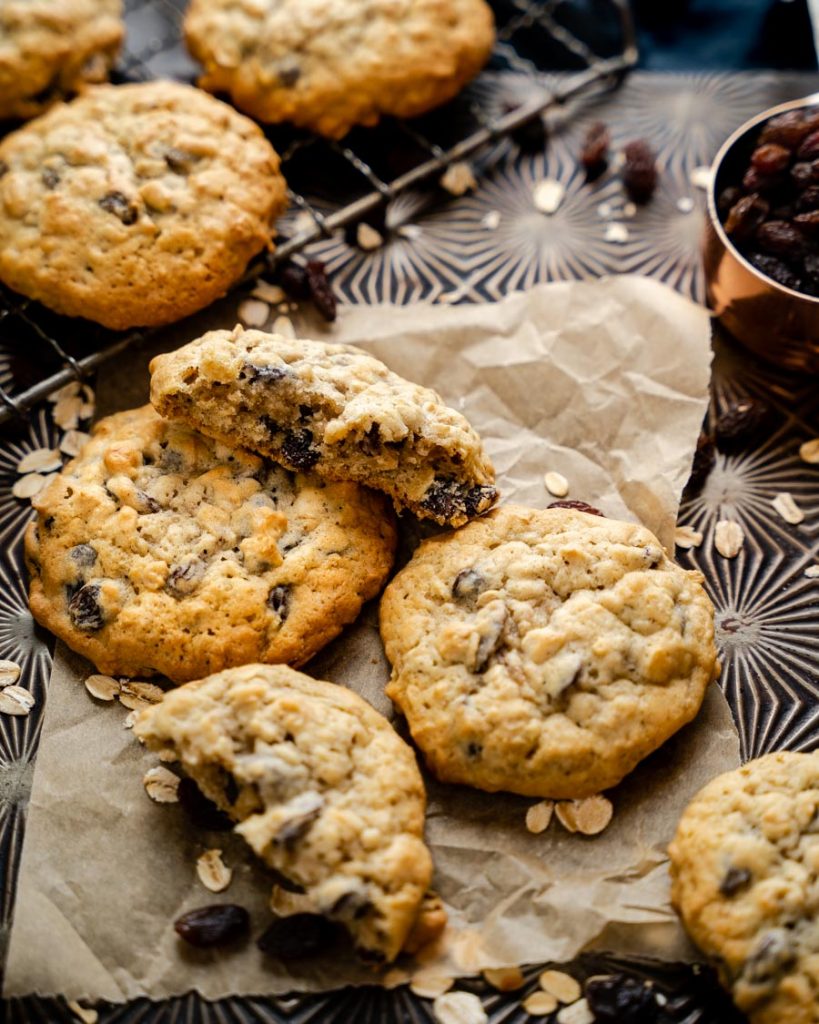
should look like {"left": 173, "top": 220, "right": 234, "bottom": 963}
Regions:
{"left": 143, "top": 765, "right": 180, "bottom": 803}
{"left": 17, "top": 448, "right": 61, "bottom": 474}
{"left": 60, "top": 430, "right": 91, "bottom": 457}
{"left": 772, "top": 491, "right": 805, "bottom": 525}
{"left": 432, "top": 991, "right": 488, "bottom": 1024}
{"left": 84, "top": 674, "right": 120, "bottom": 701}
{"left": 410, "top": 969, "right": 454, "bottom": 998}
{"left": 0, "top": 660, "right": 21, "bottom": 686}
{"left": 272, "top": 314, "right": 296, "bottom": 338}
{"left": 12, "top": 473, "right": 48, "bottom": 499}
{"left": 482, "top": 966, "right": 525, "bottom": 992}
{"left": 238, "top": 298, "right": 270, "bottom": 327}
{"left": 674, "top": 525, "right": 703, "bottom": 549}
{"left": 525, "top": 800, "right": 554, "bottom": 834}
{"left": 441, "top": 162, "right": 477, "bottom": 197}
{"left": 0, "top": 686, "right": 34, "bottom": 715}
{"left": 67, "top": 1001, "right": 98, "bottom": 1024}
{"left": 556, "top": 999, "right": 594, "bottom": 1024}
{"left": 539, "top": 969, "right": 582, "bottom": 1003}
{"left": 119, "top": 681, "right": 164, "bottom": 709}
{"left": 196, "top": 848, "right": 232, "bottom": 893}
{"left": 544, "top": 472, "right": 570, "bottom": 498}
{"left": 252, "top": 281, "right": 286, "bottom": 304}
{"left": 714, "top": 519, "right": 744, "bottom": 558}
{"left": 54, "top": 395, "right": 84, "bottom": 430}
{"left": 356, "top": 223, "right": 384, "bottom": 251}
{"left": 799, "top": 437, "right": 819, "bottom": 464}
{"left": 523, "top": 990, "right": 559, "bottom": 1014}
{"left": 555, "top": 796, "right": 613, "bottom": 836}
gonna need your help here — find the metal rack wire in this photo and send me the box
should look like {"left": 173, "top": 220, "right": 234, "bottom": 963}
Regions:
{"left": 0, "top": 0, "right": 637, "bottom": 424}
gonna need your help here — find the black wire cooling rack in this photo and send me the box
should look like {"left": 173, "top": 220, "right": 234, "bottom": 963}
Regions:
{"left": 0, "top": 0, "right": 637, "bottom": 425}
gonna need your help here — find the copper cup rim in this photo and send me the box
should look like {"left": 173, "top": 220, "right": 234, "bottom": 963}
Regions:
{"left": 708, "top": 91, "right": 819, "bottom": 304}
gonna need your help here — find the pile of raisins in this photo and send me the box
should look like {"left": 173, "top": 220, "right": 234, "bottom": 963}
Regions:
{"left": 719, "top": 106, "right": 819, "bottom": 293}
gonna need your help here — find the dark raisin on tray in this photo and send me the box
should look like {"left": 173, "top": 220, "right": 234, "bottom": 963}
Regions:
{"left": 715, "top": 397, "right": 772, "bottom": 450}
{"left": 718, "top": 105, "right": 819, "bottom": 294}
{"left": 686, "top": 433, "right": 716, "bottom": 494}
{"left": 174, "top": 904, "right": 249, "bottom": 948}
{"left": 586, "top": 973, "right": 659, "bottom": 1023}
{"left": 256, "top": 913, "right": 341, "bottom": 959}
{"left": 622, "top": 139, "right": 658, "bottom": 203}
{"left": 581, "top": 120, "right": 610, "bottom": 179}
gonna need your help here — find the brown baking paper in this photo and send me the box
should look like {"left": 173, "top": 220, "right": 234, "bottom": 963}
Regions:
{"left": 5, "top": 276, "right": 740, "bottom": 1000}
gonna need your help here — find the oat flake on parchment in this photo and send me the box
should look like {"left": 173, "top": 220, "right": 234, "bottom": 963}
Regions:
{"left": 119, "top": 681, "right": 164, "bottom": 710}
{"left": 544, "top": 471, "right": 569, "bottom": 498}
{"left": 525, "top": 799, "right": 554, "bottom": 834}
{"left": 196, "top": 849, "right": 232, "bottom": 893}
{"left": 555, "top": 795, "right": 613, "bottom": 835}
{"left": 143, "top": 766, "right": 180, "bottom": 803}
{"left": 84, "top": 674, "right": 120, "bottom": 701}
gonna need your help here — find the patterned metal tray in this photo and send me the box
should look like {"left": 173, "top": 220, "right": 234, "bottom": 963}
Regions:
{"left": 1, "top": 1, "right": 819, "bottom": 1022}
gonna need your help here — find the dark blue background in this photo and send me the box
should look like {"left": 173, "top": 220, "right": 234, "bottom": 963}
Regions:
{"left": 635, "top": 0, "right": 818, "bottom": 69}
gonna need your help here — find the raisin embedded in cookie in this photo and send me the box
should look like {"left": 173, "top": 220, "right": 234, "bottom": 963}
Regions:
{"left": 670, "top": 751, "right": 819, "bottom": 1024}
{"left": 380, "top": 504, "right": 718, "bottom": 799}
{"left": 149, "top": 326, "right": 498, "bottom": 528}
{"left": 25, "top": 406, "right": 396, "bottom": 682}
{"left": 0, "top": 81, "right": 287, "bottom": 329}
{"left": 0, "top": 0, "right": 123, "bottom": 121}
{"left": 133, "top": 662, "right": 434, "bottom": 963}
{"left": 184, "top": 0, "right": 495, "bottom": 139}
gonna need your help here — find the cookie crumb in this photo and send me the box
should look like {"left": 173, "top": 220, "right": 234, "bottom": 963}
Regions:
{"left": 196, "top": 848, "right": 232, "bottom": 893}
{"left": 273, "top": 314, "right": 296, "bottom": 338}
{"left": 690, "top": 165, "right": 713, "bottom": 191}
{"left": 556, "top": 999, "right": 594, "bottom": 1024}
{"left": 525, "top": 800, "right": 554, "bottom": 834}
{"left": 597, "top": 201, "right": 612, "bottom": 219}
{"left": 604, "top": 222, "right": 629, "bottom": 243}
{"left": 676, "top": 196, "right": 695, "bottom": 214}
{"left": 410, "top": 969, "right": 454, "bottom": 998}
{"left": 17, "top": 447, "right": 61, "bottom": 474}
{"left": 143, "top": 765, "right": 180, "bottom": 803}
{"left": 441, "top": 162, "right": 477, "bottom": 196}
{"left": 482, "top": 966, "right": 525, "bottom": 992}
{"left": 49, "top": 381, "right": 82, "bottom": 404}
{"left": 432, "top": 991, "right": 488, "bottom": 1024}
{"left": 0, "top": 685, "right": 35, "bottom": 716}
{"left": 60, "top": 430, "right": 91, "bottom": 457}
{"left": 714, "top": 520, "right": 744, "bottom": 558}
{"left": 772, "top": 491, "right": 805, "bottom": 525}
{"left": 12, "top": 473, "right": 48, "bottom": 499}
{"left": 158, "top": 747, "right": 177, "bottom": 763}
{"left": 67, "top": 1001, "right": 98, "bottom": 1024}
{"left": 238, "top": 298, "right": 270, "bottom": 327}
{"left": 85, "top": 674, "right": 120, "bottom": 701}
{"left": 0, "top": 660, "right": 21, "bottom": 687}
{"left": 555, "top": 795, "right": 613, "bottom": 836}
{"left": 540, "top": 970, "right": 582, "bottom": 1003}
{"left": 481, "top": 210, "right": 501, "bottom": 230}
{"left": 523, "top": 991, "right": 558, "bottom": 1015}
{"left": 674, "top": 525, "right": 703, "bottom": 549}
{"left": 544, "top": 471, "right": 569, "bottom": 498}
{"left": 123, "top": 710, "right": 138, "bottom": 729}
{"left": 799, "top": 438, "right": 819, "bottom": 463}
{"left": 356, "top": 223, "right": 384, "bottom": 251}
{"left": 622, "top": 201, "right": 638, "bottom": 218}
{"left": 533, "top": 178, "right": 565, "bottom": 214}
{"left": 403, "top": 890, "right": 448, "bottom": 954}
{"left": 252, "top": 281, "right": 286, "bottom": 304}
{"left": 805, "top": 565, "right": 819, "bottom": 578}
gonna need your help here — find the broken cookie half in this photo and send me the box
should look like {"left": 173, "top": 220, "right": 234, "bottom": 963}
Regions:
{"left": 149, "top": 326, "right": 498, "bottom": 527}
{"left": 133, "top": 662, "right": 434, "bottom": 963}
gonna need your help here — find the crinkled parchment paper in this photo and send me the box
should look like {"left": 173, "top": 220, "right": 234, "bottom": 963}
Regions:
{"left": 5, "top": 276, "right": 740, "bottom": 1000}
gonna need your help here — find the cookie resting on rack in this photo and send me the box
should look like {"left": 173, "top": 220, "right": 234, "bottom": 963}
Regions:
{"left": 670, "top": 751, "right": 819, "bottom": 1024}
{"left": 24, "top": 406, "right": 396, "bottom": 683}
{"left": 149, "top": 326, "right": 498, "bottom": 527}
{"left": 0, "top": 0, "right": 123, "bottom": 120}
{"left": 133, "top": 662, "right": 434, "bottom": 964}
{"left": 184, "top": 0, "right": 495, "bottom": 138}
{"left": 380, "top": 504, "right": 718, "bottom": 799}
{"left": 0, "top": 81, "right": 287, "bottom": 329}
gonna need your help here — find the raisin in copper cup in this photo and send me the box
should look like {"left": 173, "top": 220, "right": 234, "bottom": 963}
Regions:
{"left": 705, "top": 94, "right": 819, "bottom": 372}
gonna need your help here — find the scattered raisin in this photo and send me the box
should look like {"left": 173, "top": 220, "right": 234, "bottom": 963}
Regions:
{"left": 267, "top": 584, "right": 291, "bottom": 622}
{"left": 278, "top": 262, "right": 311, "bottom": 299}
{"left": 686, "top": 433, "right": 715, "bottom": 493}
{"left": 754, "top": 219, "right": 807, "bottom": 257}
{"left": 580, "top": 120, "right": 609, "bottom": 178}
{"left": 305, "top": 260, "right": 337, "bottom": 322}
{"left": 68, "top": 583, "right": 104, "bottom": 632}
{"left": 177, "top": 777, "right": 233, "bottom": 831}
{"left": 724, "top": 194, "right": 769, "bottom": 241}
{"left": 281, "top": 428, "right": 320, "bottom": 469}
{"left": 547, "top": 499, "right": 604, "bottom": 516}
{"left": 586, "top": 974, "right": 658, "bottom": 1023}
{"left": 622, "top": 139, "right": 658, "bottom": 203}
{"left": 98, "top": 190, "right": 138, "bottom": 225}
{"left": 510, "top": 115, "right": 548, "bottom": 153}
{"left": 174, "top": 904, "right": 249, "bottom": 948}
{"left": 747, "top": 251, "right": 802, "bottom": 291}
{"left": 257, "top": 914, "right": 340, "bottom": 959}
{"left": 751, "top": 143, "right": 791, "bottom": 175}
{"left": 719, "top": 865, "right": 752, "bottom": 896}
{"left": 715, "top": 397, "right": 771, "bottom": 449}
